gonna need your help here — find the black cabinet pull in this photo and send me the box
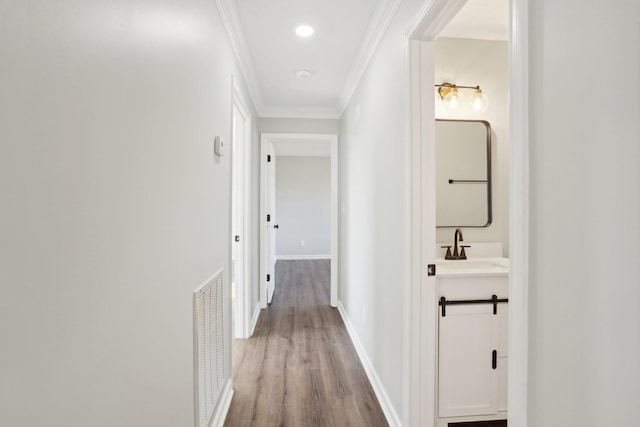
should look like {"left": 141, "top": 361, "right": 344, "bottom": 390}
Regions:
{"left": 492, "top": 350, "right": 497, "bottom": 369}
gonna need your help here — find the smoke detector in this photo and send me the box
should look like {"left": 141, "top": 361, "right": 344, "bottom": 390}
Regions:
{"left": 296, "top": 69, "right": 312, "bottom": 80}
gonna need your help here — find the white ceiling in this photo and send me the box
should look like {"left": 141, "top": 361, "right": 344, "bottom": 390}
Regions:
{"left": 438, "top": 0, "right": 509, "bottom": 41}
{"left": 221, "top": 0, "right": 508, "bottom": 119}
{"left": 234, "top": 0, "right": 381, "bottom": 118}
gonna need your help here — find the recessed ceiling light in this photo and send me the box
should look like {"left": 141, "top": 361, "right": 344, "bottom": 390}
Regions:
{"left": 295, "top": 25, "right": 314, "bottom": 37}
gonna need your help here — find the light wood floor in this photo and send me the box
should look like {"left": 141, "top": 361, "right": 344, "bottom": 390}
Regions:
{"left": 224, "top": 259, "right": 388, "bottom": 427}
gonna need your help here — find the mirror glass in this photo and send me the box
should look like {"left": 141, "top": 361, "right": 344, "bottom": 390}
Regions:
{"left": 436, "top": 119, "right": 492, "bottom": 227}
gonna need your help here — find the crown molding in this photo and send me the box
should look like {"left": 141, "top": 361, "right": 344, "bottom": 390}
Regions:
{"left": 335, "top": 0, "right": 402, "bottom": 116}
{"left": 215, "top": 0, "right": 264, "bottom": 114}
{"left": 259, "top": 105, "right": 341, "bottom": 120}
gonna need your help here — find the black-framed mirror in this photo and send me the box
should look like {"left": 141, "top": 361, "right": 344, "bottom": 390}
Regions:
{"left": 436, "top": 119, "right": 492, "bottom": 227}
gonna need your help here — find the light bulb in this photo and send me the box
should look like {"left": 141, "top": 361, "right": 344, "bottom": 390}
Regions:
{"left": 443, "top": 87, "right": 463, "bottom": 110}
{"left": 295, "top": 25, "right": 314, "bottom": 37}
{"left": 469, "top": 88, "right": 489, "bottom": 112}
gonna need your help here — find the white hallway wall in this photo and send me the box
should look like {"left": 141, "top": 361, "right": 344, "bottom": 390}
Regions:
{"left": 339, "top": 0, "right": 428, "bottom": 422}
{"left": 434, "top": 37, "right": 509, "bottom": 255}
{"left": 527, "top": 1, "right": 640, "bottom": 425}
{"left": 0, "top": 1, "right": 258, "bottom": 426}
{"left": 276, "top": 157, "right": 331, "bottom": 257}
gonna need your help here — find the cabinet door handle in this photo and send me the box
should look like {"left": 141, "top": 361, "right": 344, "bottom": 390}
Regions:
{"left": 492, "top": 350, "right": 497, "bottom": 369}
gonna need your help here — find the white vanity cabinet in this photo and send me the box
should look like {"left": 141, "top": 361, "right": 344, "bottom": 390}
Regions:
{"left": 436, "top": 266, "right": 508, "bottom": 424}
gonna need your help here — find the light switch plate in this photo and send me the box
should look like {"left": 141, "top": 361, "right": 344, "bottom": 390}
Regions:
{"left": 214, "top": 136, "right": 225, "bottom": 156}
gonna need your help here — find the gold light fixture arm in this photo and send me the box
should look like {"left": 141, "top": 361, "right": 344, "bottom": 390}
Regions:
{"left": 435, "top": 82, "right": 482, "bottom": 100}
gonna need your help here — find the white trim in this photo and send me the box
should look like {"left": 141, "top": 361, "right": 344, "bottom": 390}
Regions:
{"left": 508, "top": 0, "right": 530, "bottom": 425}
{"left": 276, "top": 254, "right": 331, "bottom": 260}
{"left": 260, "top": 133, "right": 339, "bottom": 309}
{"left": 406, "top": 0, "right": 466, "bottom": 41}
{"left": 209, "top": 379, "right": 234, "bottom": 427}
{"left": 259, "top": 105, "right": 341, "bottom": 120}
{"left": 337, "top": 302, "right": 402, "bottom": 427}
{"left": 231, "top": 77, "right": 253, "bottom": 340}
{"left": 262, "top": 132, "right": 339, "bottom": 142}
{"left": 249, "top": 303, "right": 261, "bottom": 336}
{"left": 259, "top": 135, "right": 268, "bottom": 309}
{"left": 215, "top": 0, "right": 264, "bottom": 115}
{"left": 336, "top": 0, "right": 402, "bottom": 116}
{"left": 329, "top": 137, "right": 339, "bottom": 308}
{"left": 406, "top": 3, "right": 467, "bottom": 426}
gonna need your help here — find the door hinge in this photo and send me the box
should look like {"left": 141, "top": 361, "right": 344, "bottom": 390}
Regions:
{"left": 427, "top": 264, "right": 436, "bottom": 276}
{"left": 266, "top": 274, "right": 271, "bottom": 282}
{"left": 267, "top": 154, "right": 271, "bottom": 162}
{"left": 266, "top": 214, "right": 271, "bottom": 222}
{"left": 234, "top": 235, "right": 240, "bottom": 242}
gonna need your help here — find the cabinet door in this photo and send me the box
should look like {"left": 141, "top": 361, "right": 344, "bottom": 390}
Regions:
{"left": 438, "top": 303, "right": 498, "bottom": 418}
{"left": 497, "top": 305, "right": 508, "bottom": 412}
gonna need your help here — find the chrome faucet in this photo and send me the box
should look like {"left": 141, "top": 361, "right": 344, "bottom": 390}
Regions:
{"left": 442, "top": 228, "right": 469, "bottom": 260}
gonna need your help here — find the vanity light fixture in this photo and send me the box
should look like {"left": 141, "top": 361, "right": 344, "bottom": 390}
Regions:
{"left": 295, "top": 25, "right": 314, "bottom": 37}
{"left": 436, "top": 82, "right": 489, "bottom": 112}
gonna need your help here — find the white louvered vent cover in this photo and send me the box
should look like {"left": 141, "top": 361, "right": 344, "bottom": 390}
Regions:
{"left": 194, "top": 269, "right": 226, "bottom": 427}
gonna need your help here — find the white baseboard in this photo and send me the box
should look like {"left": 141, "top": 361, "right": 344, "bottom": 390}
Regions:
{"left": 249, "top": 302, "right": 261, "bottom": 336}
{"left": 210, "top": 379, "right": 234, "bottom": 427}
{"left": 276, "top": 254, "right": 331, "bottom": 260}
{"left": 337, "top": 301, "right": 402, "bottom": 427}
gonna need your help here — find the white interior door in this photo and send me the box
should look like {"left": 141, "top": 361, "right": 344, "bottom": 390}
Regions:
{"left": 266, "top": 143, "right": 276, "bottom": 304}
{"left": 231, "top": 79, "right": 252, "bottom": 338}
{"left": 231, "top": 105, "right": 244, "bottom": 338}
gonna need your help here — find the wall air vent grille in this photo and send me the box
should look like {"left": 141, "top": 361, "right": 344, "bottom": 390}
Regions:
{"left": 194, "top": 269, "right": 225, "bottom": 427}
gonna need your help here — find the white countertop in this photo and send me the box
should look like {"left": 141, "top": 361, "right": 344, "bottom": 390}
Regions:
{"left": 436, "top": 257, "right": 509, "bottom": 277}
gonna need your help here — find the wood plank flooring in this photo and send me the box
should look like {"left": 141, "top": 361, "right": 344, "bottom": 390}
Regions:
{"left": 224, "top": 259, "right": 388, "bottom": 427}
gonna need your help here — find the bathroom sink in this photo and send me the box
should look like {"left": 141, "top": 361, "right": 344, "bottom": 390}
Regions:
{"left": 436, "top": 258, "right": 509, "bottom": 276}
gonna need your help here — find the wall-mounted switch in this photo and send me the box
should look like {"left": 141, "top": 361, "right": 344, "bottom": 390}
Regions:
{"left": 300, "top": 240, "right": 305, "bottom": 247}
{"left": 214, "top": 136, "right": 225, "bottom": 156}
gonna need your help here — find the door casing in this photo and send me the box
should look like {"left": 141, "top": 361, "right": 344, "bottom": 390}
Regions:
{"left": 259, "top": 133, "right": 339, "bottom": 309}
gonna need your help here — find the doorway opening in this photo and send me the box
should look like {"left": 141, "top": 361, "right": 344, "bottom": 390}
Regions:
{"left": 407, "top": 0, "right": 529, "bottom": 426}
{"left": 259, "top": 133, "right": 339, "bottom": 309}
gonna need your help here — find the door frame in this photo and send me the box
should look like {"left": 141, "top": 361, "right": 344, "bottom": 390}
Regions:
{"left": 231, "top": 78, "right": 252, "bottom": 339}
{"left": 259, "top": 133, "right": 339, "bottom": 309}
{"left": 265, "top": 141, "right": 276, "bottom": 304}
{"left": 406, "top": 0, "right": 530, "bottom": 426}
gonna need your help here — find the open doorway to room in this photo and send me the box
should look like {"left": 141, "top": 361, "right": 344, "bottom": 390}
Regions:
{"left": 259, "top": 133, "right": 339, "bottom": 309}
{"left": 407, "top": 0, "right": 529, "bottom": 426}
